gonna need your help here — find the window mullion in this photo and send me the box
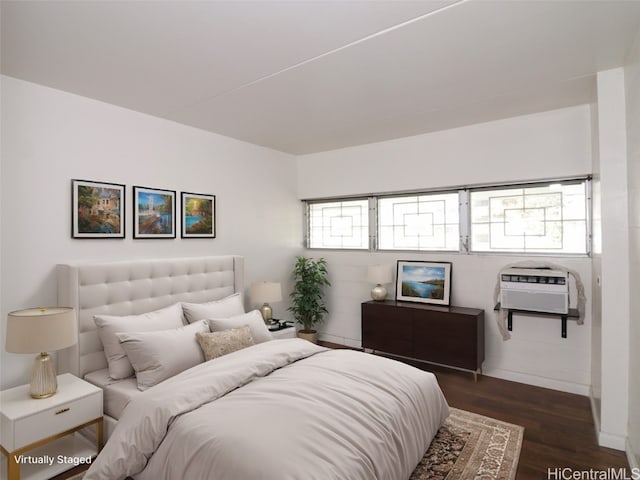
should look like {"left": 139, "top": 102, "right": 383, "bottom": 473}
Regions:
{"left": 585, "top": 178, "right": 592, "bottom": 256}
{"left": 369, "top": 196, "right": 377, "bottom": 251}
{"left": 459, "top": 189, "right": 469, "bottom": 253}
{"left": 303, "top": 201, "right": 309, "bottom": 248}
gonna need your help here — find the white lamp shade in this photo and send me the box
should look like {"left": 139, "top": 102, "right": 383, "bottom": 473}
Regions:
{"left": 250, "top": 282, "right": 283, "bottom": 305}
{"left": 6, "top": 307, "right": 77, "bottom": 353}
{"left": 367, "top": 265, "right": 393, "bottom": 285}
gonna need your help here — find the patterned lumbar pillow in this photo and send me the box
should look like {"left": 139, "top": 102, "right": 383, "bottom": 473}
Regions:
{"left": 196, "top": 325, "right": 255, "bottom": 361}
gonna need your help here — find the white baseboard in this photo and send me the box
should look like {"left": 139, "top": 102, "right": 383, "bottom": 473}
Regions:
{"left": 589, "top": 390, "right": 602, "bottom": 440}
{"left": 318, "top": 333, "right": 361, "bottom": 349}
{"left": 482, "top": 367, "right": 591, "bottom": 396}
{"left": 320, "top": 339, "right": 591, "bottom": 396}
{"left": 597, "top": 431, "right": 627, "bottom": 451}
{"left": 627, "top": 439, "right": 639, "bottom": 471}
{"left": 589, "top": 388, "right": 627, "bottom": 452}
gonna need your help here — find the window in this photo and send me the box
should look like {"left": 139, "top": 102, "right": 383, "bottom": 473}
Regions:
{"left": 378, "top": 193, "right": 459, "bottom": 251}
{"left": 307, "top": 199, "right": 369, "bottom": 249}
{"left": 304, "top": 177, "right": 590, "bottom": 255}
{"left": 469, "top": 181, "right": 589, "bottom": 254}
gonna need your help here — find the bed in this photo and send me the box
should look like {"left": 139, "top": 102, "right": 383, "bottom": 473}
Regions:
{"left": 57, "top": 255, "right": 449, "bottom": 480}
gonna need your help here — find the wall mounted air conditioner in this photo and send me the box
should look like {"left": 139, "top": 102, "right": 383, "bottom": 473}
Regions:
{"left": 499, "top": 268, "right": 569, "bottom": 314}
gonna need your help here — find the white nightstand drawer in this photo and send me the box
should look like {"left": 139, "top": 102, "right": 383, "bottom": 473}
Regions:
{"left": 14, "top": 392, "right": 101, "bottom": 450}
{"left": 271, "top": 327, "right": 296, "bottom": 339}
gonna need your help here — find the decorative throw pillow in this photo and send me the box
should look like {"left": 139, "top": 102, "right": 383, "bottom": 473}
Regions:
{"left": 208, "top": 310, "right": 272, "bottom": 344}
{"left": 196, "top": 325, "right": 255, "bottom": 361}
{"left": 181, "top": 293, "right": 245, "bottom": 324}
{"left": 94, "top": 303, "right": 185, "bottom": 380}
{"left": 116, "top": 320, "right": 209, "bottom": 391}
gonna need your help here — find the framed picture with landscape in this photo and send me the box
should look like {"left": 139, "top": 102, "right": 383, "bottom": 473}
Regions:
{"left": 72, "top": 179, "right": 125, "bottom": 238}
{"left": 181, "top": 192, "right": 216, "bottom": 238}
{"left": 133, "top": 186, "right": 176, "bottom": 239}
{"left": 396, "top": 260, "right": 452, "bottom": 306}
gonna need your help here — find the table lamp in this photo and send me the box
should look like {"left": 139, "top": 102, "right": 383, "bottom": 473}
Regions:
{"left": 367, "top": 265, "right": 393, "bottom": 301}
{"left": 250, "top": 282, "right": 282, "bottom": 324}
{"left": 5, "top": 307, "right": 77, "bottom": 399}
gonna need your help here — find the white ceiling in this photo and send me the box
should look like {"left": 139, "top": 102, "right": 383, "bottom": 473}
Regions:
{"left": 2, "top": 1, "right": 640, "bottom": 155}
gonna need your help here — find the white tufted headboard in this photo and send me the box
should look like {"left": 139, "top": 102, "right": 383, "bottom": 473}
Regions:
{"left": 57, "top": 256, "right": 244, "bottom": 378}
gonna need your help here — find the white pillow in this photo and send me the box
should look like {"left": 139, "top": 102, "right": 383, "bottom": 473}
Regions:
{"left": 94, "top": 303, "right": 185, "bottom": 380}
{"left": 182, "top": 293, "right": 245, "bottom": 324}
{"left": 208, "top": 310, "right": 273, "bottom": 344}
{"left": 116, "top": 320, "right": 209, "bottom": 391}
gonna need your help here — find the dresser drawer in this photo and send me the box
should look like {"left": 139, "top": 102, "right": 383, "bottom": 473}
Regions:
{"left": 14, "top": 392, "right": 101, "bottom": 450}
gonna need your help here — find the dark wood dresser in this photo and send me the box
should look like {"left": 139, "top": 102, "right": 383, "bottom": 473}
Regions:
{"left": 361, "top": 300, "right": 485, "bottom": 380}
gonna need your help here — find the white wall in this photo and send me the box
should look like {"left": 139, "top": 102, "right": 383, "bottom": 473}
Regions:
{"left": 298, "top": 105, "right": 592, "bottom": 198}
{"left": 298, "top": 106, "right": 594, "bottom": 395}
{"left": 0, "top": 76, "right": 302, "bottom": 390}
{"left": 594, "top": 68, "right": 631, "bottom": 451}
{"left": 590, "top": 101, "right": 603, "bottom": 426}
{"left": 0, "top": 76, "right": 4, "bottom": 394}
{"left": 624, "top": 28, "right": 640, "bottom": 469}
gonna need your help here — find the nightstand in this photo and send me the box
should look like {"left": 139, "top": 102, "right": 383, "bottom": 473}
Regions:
{"left": 268, "top": 320, "right": 297, "bottom": 340}
{"left": 270, "top": 326, "right": 296, "bottom": 339}
{"left": 268, "top": 320, "right": 296, "bottom": 340}
{"left": 0, "top": 373, "right": 103, "bottom": 480}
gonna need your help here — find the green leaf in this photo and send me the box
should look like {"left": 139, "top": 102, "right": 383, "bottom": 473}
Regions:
{"left": 287, "top": 256, "right": 330, "bottom": 331}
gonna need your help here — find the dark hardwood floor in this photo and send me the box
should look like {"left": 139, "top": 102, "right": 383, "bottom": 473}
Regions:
{"left": 429, "top": 365, "right": 628, "bottom": 479}
{"left": 320, "top": 341, "right": 629, "bottom": 479}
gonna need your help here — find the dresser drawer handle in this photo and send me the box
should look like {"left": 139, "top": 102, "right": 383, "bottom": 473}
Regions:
{"left": 55, "top": 407, "right": 70, "bottom": 415}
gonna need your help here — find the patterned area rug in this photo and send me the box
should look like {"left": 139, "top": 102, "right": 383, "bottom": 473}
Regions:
{"left": 411, "top": 407, "right": 524, "bottom": 480}
{"left": 65, "top": 408, "right": 523, "bottom": 480}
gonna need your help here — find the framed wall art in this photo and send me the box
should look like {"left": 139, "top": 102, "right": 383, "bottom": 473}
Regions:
{"left": 72, "top": 179, "right": 125, "bottom": 238}
{"left": 396, "top": 260, "right": 452, "bottom": 306}
{"left": 181, "top": 192, "right": 216, "bottom": 238}
{"left": 133, "top": 186, "right": 176, "bottom": 239}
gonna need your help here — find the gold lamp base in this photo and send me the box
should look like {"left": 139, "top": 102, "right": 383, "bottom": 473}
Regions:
{"left": 30, "top": 352, "right": 57, "bottom": 399}
{"left": 259, "top": 303, "right": 273, "bottom": 325}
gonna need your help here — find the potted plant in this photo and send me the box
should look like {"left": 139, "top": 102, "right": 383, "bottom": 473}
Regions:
{"left": 288, "top": 256, "right": 330, "bottom": 344}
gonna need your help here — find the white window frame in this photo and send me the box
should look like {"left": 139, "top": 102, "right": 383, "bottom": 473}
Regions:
{"left": 376, "top": 191, "right": 460, "bottom": 252}
{"left": 304, "top": 198, "right": 371, "bottom": 250}
{"left": 467, "top": 179, "right": 591, "bottom": 256}
{"left": 303, "top": 176, "right": 591, "bottom": 257}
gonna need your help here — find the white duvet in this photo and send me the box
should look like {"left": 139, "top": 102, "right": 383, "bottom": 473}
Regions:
{"left": 85, "top": 339, "right": 449, "bottom": 480}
